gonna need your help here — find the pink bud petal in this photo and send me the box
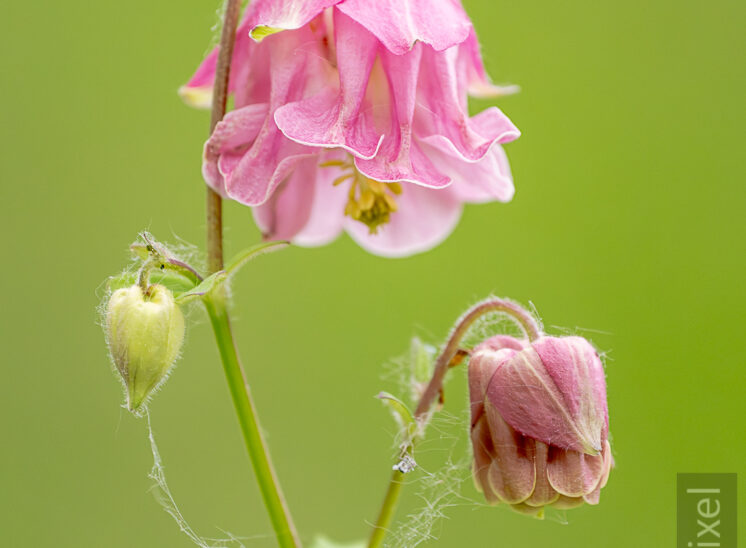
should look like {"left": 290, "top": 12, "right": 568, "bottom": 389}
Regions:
{"left": 483, "top": 402, "right": 536, "bottom": 504}
{"left": 546, "top": 446, "right": 605, "bottom": 498}
{"left": 486, "top": 336, "right": 607, "bottom": 454}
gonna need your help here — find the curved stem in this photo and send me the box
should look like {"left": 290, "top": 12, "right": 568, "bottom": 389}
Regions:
{"left": 203, "top": 1, "right": 300, "bottom": 547}
{"left": 205, "top": 295, "right": 300, "bottom": 548}
{"left": 367, "top": 297, "right": 541, "bottom": 547}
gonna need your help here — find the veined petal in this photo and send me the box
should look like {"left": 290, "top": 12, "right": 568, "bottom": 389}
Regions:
{"left": 483, "top": 402, "right": 536, "bottom": 504}
{"left": 355, "top": 46, "right": 451, "bottom": 189}
{"left": 485, "top": 338, "right": 606, "bottom": 454}
{"left": 274, "top": 10, "right": 384, "bottom": 159}
{"left": 246, "top": 0, "right": 342, "bottom": 40}
{"left": 344, "top": 182, "right": 462, "bottom": 258}
{"left": 252, "top": 157, "right": 320, "bottom": 241}
{"left": 223, "top": 27, "right": 322, "bottom": 205}
{"left": 421, "top": 140, "right": 514, "bottom": 203}
{"left": 202, "top": 103, "right": 269, "bottom": 195}
{"left": 524, "top": 441, "right": 560, "bottom": 507}
{"left": 471, "top": 417, "right": 500, "bottom": 504}
{"left": 416, "top": 46, "right": 520, "bottom": 162}
{"left": 337, "top": 0, "right": 472, "bottom": 55}
{"left": 546, "top": 447, "right": 605, "bottom": 498}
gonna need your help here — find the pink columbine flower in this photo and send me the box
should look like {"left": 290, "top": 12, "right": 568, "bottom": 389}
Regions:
{"left": 468, "top": 335, "right": 613, "bottom": 517}
{"left": 182, "top": 0, "right": 520, "bottom": 257}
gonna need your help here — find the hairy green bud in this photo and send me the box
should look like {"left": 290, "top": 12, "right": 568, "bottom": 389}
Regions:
{"left": 105, "top": 284, "right": 185, "bottom": 412}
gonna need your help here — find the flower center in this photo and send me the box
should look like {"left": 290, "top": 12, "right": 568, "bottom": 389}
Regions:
{"left": 321, "top": 159, "right": 402, "bottom": 234}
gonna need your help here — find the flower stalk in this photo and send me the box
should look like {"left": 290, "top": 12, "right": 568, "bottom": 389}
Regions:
{"left": 367, "top": 298, "right": 542, "bottom": 547}
{"left": 204, "top": 1, "right": 300, "bottom": 546}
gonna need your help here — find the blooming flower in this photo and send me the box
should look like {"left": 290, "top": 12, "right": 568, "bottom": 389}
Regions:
{"left": 468, "top": 334, "right": 613, "bottom": 517}
{"left": 182, "top": 0, "right": 520, "bottom": 257}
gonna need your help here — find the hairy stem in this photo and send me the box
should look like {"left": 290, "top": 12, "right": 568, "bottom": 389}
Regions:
{"left": 205, "top": 296, "right": 300, "bottom": 548}
{"left": 367, "top": 298, "right": 542, "bottom": 547}
{"left": 204, "top": 1, "right": 300, "bottom": 546}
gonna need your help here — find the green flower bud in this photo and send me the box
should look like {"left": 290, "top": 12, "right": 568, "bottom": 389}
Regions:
{"left": 105, "top": 284, "right": 185, "bottom": 412}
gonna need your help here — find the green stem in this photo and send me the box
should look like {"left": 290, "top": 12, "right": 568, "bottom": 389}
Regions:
{"left": 367, "top": 470, "right": 404, "bottom": 548}
{"left": 202, "top": 1, "right": 301, "bottom": 546}
{"left": 205, "top": 294, "right": 300, "bottom": 548}
{"left": 367, "top": 297, "right": 542, "bottom": 548}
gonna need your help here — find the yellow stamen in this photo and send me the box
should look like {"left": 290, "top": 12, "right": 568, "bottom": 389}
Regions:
{"left": 320, "top": 157, "right": 403, "bottom": 234}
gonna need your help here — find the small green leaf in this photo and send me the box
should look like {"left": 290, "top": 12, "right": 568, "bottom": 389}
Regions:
{"left": 377, "top": 391, "right": 417, "bottom": 435}
{"left": 224, "top": 240, "right": 289, "bottom": 276}
{"left": 175, "top": 271, "right": 228, "bottom": 304}
{"left": 174, "top": 241, "right": 288, "bottom": 304}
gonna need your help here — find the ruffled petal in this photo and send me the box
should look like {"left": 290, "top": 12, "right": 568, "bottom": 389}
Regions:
{"left": 274, "top": 10, "right": 384, "bottom": 159}
{"left": 355, "top": 46, "right": 451, "bottom": 189}
{"left": 222, "top": 28, "right": 322, "bottom": 206}
{"left": 343, "top": 182, "right": 462, "bottom": 257}
{"left": 483, "top": 402, "right": 536, "bottom": 504}
{"left": 337, "top": 0, "right": 472, "bottom": 55}
{"left": 252, "top": 157, "right": 320, "bottom": 241}
{"left": 546, "top": 446, "right": 604, "bottom": 498}
{"left": 203, "top": 103, "right": 269, "bottom": 195}
{"left": 245, "top": 0, "right": 342, "bottom": 40}
{"left": 420, "top": 140, "right": 514, "bottom": 203}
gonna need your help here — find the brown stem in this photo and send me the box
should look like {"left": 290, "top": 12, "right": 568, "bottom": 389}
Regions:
{"left": 206, "top": 0, "right": 241, "bottom": 273}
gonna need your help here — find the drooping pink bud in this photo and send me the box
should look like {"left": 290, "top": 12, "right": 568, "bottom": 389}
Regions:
{"left": 469, "top": 334, "right": 613, "bottom": 517}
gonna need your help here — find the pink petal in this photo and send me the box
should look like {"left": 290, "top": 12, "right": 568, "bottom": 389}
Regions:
{"left": 252, "top": 157, "right": 320, "bottom": 241}
{"left": 337, "top": 0, "right": 472, "bottom": 55}
{"left": 583, "top": 440, "right": 614, "bottom": 504}
{"left": 417, "top": 47, "right": 520, "bottom": 162}
{"left": 524, "top": 441, "right": 560, "bottom": 507}
{"left": 471, "top": 417, "right": 500, "bottom": 504}
{"left": 469, "top": 346, "right": 518, "bottom": 426}
{"left": 222, "top": 28, "right": 322, "bottom": 206}
{"left": 343, "top": 182, "right": 462, "bottom": 258}
{"left": 245, "top": 0, "right": 341, "bottom": 40}
{"left": 203, "top": 103, "right": 269, "bottom": 195}
{"left": 355, "top": 46, "right": 451, "bottom": 189}
{"left": 533, "top": 337, "right": 609, "bottom": 446}
{"left": 291, "top": 153, "right": 350, "bottom": 247}
{"left": 274, "top": 10, "right": 384, "bottom": 159}
{"left": 546, "top": 447, "right": 605, "bottom": 498}
{"left": 485, "top": 338, "right": 606, "bottom": 454}
{"left": 180, "top": 18, "right": 254, "bottom": 108}
{"left": 483, "top": 402, "right": 536, "bottom": 504}
{"left": 421, "top": 141, "right": 514, "bottom": 203}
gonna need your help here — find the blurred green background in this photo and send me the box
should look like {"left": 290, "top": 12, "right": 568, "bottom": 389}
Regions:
{"left": 2, "top": 0, "right": 744, "bottom": 546}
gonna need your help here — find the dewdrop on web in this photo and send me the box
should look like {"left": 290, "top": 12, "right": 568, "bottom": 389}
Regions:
{"left": 468, "top": 325, "right": 613, "bottom": 518}
{"left": 105, "top": 283, "right": 185, "bottom": 413}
